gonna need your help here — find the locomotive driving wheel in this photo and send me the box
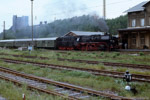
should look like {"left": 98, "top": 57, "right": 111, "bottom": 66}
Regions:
{"left": 98, "top": 43, "right": 108, "bottom": 51}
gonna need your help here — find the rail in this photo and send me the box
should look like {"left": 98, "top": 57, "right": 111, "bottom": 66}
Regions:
{"left": 0, "top": 66, "right": 133, "bottom": 100}
{"left": 1, "top": 58, "right": 150, "bottom": 83}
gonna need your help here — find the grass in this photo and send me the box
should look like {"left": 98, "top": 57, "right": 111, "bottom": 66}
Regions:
{"left": 0, "top": 60, "right": 150, "bottom": 99}
{"left": 2, "top": 54, "right": 150, "bottom": 76}
{"left": 2, "top": 48, "right": 150, "bottom": 66}
{"left": 0, "top": 80, "right": 62, "bottom": 100}
{"left": 0, "top": 49, "right": 150, "bottom": 99}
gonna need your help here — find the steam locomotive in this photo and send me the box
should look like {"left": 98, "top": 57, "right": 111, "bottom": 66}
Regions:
{"left": 56, "top": 34, "right": 118, "bottom": 51}
{"left": 0, "top": 34, "right": 118, "bottom": 51}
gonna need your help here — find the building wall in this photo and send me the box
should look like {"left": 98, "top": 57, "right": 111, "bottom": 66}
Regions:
{"left": 128, "top": 4, "right": 150, "bottom": 28}
{"left": 127, "top": 32, "right": 150, "bottom": 49}
{"left": 128, "top": 12, "right": 145, "bottom": 27}
{"left": 145, "top": 33, "right": 149, "bottom": 46}
{"left": 145, "top": 4, "right": 150, "bottom": 26}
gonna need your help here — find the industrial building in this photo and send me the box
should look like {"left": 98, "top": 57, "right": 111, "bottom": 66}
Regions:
{"left": 11, "top": 15, "right": 29, "bottom": 32}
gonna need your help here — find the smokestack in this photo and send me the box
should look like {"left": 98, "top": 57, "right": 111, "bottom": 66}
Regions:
{"left": 44, "top": 21, "right": 47, "bottom": 24}
{"left": 103, "top": 0, "right": 106, "bottom": 19}
{"left": 40, "top": 21, "right": 43, "bottom": 25}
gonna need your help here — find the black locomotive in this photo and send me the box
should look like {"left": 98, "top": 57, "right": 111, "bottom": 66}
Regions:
{"left": 56, "top": 34, "right": 118, "bottom": 51}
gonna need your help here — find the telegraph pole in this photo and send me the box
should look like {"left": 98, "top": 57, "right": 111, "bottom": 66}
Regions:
{"left": 103, "top": 0, "right": 106, "bottom": 19}
{"left": 3, "top": 21, "right": 5, "bottom": 40}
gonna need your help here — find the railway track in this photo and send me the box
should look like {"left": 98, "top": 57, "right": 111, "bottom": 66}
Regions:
{"left": 0, "top": 69, "right": 78, "bottom": 100}
{"left": 0, "top": 53, "right": 49, "bottom": 59}
{"left": 1, "top": 53, "right": 150, "bottom": 70}
{"left": 58, "top": 58, "right": 150, "bottom": 70}
{"left": 1, "top": 58, "right": 150, "bottom": 83}
{"left": 0, "top": 66, "right": 132, "bottom": 100}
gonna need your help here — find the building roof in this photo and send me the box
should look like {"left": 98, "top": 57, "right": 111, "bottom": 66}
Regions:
{"left": 65, "top": 31, "right": 104, "bottom": 36}
{"left": 125, "top": 1, "right": 148, "bottom": 13}
{"left": 143, "top": 1, "right": 150, "bottom": 7}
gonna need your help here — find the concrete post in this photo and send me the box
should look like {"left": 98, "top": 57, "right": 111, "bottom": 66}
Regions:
{"left": 22, "top": 94, "right": 25, "bottom": 100}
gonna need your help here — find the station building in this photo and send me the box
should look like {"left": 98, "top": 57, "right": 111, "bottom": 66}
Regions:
{"left": 118, "top": 1, "right": 150, "bottom": 49}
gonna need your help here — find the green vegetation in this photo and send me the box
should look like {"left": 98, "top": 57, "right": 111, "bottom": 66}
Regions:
{"left": 0, "top": 15, "right": 127, "bottom": 39}
{"left": 0, "top": 80, "right": 62, "bottom": 100}
{"left": 0, "top": 49, "right": 150, "bottom": 75}
{"left": 0, "top": 49, "right": 150, "bottom": 99}
{"left": 107, "top": 15, "right": 127, "bottom": 35}
{"left": 0, "top": 15, "right": 108, "bottom": 39}
{"left": 139, "top": 52, "right": 144, "bottom": 56}
{"left": 0, "top": 60, "right": 150, "bottom": 99}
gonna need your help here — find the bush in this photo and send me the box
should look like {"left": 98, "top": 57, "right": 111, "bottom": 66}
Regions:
{"left": 116, "top": 52, "right": 120, "bottom": 56}
{"left": 112, "top": 55, "right": 116, "bottom": 58}
{"left": 100, "top": 52, "right": 104, "bottom": 56}
{"left": 139, "top": 52, "right": 144, "bottom": 56}
{"left": 68, "top": 52, "right": 71, "bottom": 55}
{"left": 104, "top": 54, "right": 109, "bottom": 58}
{"left": 56, "top": 53, "right": 60, "bottom": 57}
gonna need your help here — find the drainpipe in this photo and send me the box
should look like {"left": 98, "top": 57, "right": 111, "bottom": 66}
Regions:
{"left": 145, "top": 10, "right": 146, "bottom": 26}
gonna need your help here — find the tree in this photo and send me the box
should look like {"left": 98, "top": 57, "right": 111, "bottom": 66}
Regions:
{"left": 106, "top": 15, "right": 127, "bottom": 35}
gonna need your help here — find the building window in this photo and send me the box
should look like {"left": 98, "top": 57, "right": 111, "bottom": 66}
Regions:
{"left": 141, "top": 18, "right": 145, "bottom": 26}
{"left": 140, "top": 35, "right": 145, "bottom": 45}
{"left": 132, "top": 19, "right": 136, "bottom": 27}
{"left": 131, "top": 34, "right": 136, "bottom": 45}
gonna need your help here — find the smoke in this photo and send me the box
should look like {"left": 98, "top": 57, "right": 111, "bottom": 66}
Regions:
{"left": 89, "top": 14, "right": 109, "bottom": 32}
{"left": 55, "top": 0, "right": 86, "bottom": 12}
{"left": 44, "top": 0, "right": 109, "bottom": 32}
{"left": 45, "top": 0, "right": 87, "bottom": 18}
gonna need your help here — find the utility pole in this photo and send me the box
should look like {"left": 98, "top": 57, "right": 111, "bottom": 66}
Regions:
{"left": 31, "top": 0, "right": 34, "bottom": 50}
{"left": 103, "top": 0, "right": 106, "bottom": 19}
{"left": 3, "top": 21, "right": 5, "bottom": 40}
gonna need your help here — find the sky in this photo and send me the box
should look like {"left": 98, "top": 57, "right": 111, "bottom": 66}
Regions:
{"left": 0, "top": 0, "right": 149, "bottom": 32}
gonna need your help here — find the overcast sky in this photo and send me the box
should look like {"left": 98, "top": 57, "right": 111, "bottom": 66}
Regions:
{"left": 0, "top": 0, "right": 148, "bottom": 32}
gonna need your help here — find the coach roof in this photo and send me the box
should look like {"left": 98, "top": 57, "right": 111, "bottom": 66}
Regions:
{"left": 0, "top": 37, "right": 57, "bottom": 42}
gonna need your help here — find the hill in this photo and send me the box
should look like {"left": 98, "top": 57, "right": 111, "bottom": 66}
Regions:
{"left": 0, "top": 15, "right": 127, "bottom": 39}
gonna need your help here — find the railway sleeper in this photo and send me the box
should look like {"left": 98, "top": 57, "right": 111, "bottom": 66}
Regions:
{"left": 0, "top": 66, "right": 133, "bottom": 100}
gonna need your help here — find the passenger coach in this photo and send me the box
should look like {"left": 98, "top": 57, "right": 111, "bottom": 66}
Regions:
{"left": 0, "top": 37, "right": 57, "bottom": 49}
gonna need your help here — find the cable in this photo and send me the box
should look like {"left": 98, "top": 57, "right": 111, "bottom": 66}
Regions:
{"left": 46, "top": 0, "right": 134, "bottom": 17}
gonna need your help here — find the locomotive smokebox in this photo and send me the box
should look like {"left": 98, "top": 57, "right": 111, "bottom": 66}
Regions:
{"left": 104, "top": 32, "right": 109, "bottom": 35}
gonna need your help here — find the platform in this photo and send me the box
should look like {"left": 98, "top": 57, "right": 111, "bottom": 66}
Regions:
{"left": 118, "top": 49, "right": 150, "bottom": 52}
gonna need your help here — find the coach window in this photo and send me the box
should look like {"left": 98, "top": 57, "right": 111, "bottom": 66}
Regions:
{"left": 132, "top": 34, "right": 136, "bottom": 45}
